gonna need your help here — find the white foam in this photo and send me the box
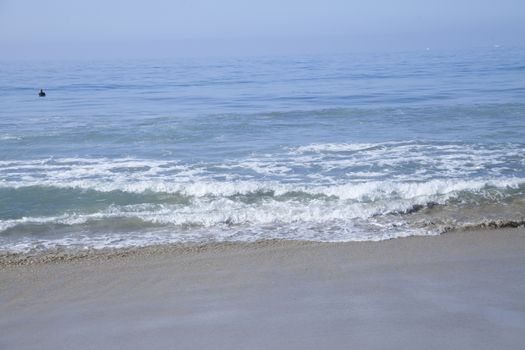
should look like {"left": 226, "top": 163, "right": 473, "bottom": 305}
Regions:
{"left": 1, "top": 141, "right": 524, "bottom": 252}
{"left": 1, "top": 170, "right": 523, "bottom": 202}
{"left": 0, "top": 213, "right": 436, "bottom": 254}
{"left": 0, "top": 134, "right": 21, "bottom": 141}
{"left": 291, "top": 142, "right": 379, "bottom": 154}
{"left": 1, "top": 176, "right": 523, "bottom": 236}
{"left": 1, "top": 141, "right": 524, "bottom": 192}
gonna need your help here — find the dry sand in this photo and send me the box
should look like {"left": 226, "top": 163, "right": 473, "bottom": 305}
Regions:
{"left": 1, "top": 228, "right": 525, "bottom": 350}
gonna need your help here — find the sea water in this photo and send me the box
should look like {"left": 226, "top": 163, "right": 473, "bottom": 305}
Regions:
{"left": 1, "top": 47, "right": 524, "bottom": 252}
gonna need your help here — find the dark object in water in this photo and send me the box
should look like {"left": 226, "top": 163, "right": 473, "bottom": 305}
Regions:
{"left": 38, "top": 89, "right": 46, "bottom": 97}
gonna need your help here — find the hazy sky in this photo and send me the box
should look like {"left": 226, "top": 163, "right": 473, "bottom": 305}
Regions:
{"left": 1, "top": 0, "right": 524, "bottom": 59}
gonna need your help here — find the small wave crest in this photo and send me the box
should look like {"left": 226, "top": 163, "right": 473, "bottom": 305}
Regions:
{"left": 1, "top": 177, "right": 523, "bottom": 200}
{"left": 1, "top": 178, "right": 524, "bottom": 250}
{"left": 1, "top": 141, "right": 524, "bottom": 252}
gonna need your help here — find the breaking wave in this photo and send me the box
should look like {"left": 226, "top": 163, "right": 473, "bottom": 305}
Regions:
{"left": 1, "top": 141, "right": 524, "bottom": 253}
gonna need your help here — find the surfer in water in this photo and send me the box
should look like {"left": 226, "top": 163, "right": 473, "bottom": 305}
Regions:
{"left": 39, "top": 89, "right": 46, "bottom": 97}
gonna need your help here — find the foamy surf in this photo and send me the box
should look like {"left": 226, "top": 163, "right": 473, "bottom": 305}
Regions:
{"left": 1, "top": 140, "right": 524, "bottom": 253}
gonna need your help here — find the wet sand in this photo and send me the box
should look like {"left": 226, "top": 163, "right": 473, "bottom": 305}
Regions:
{"left": 1, "top": 228, "right": 525, "bottom": 350}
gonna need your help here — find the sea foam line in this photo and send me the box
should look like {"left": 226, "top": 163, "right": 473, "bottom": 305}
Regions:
{"left": 1, "top": 177, "right": 524, "bottom": 199}
{"left": 1, "top": 177, "right": 524, "bottom": 235}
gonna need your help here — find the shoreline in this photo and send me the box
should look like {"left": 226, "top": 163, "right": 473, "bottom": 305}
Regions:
{"left": 0, "top": 224, "right": 524, "bottom": 267}
{"left": 2, "top": 227, "right": 525, "bottom": 349}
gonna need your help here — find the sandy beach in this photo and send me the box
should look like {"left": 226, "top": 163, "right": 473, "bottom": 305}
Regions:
{"left": 1, "top": 228, "right": 525, "bottom": 350}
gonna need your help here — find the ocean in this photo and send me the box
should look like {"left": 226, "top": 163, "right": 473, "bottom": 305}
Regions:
{"left": 1, "top": 47, "right": 524, "bottom": 253}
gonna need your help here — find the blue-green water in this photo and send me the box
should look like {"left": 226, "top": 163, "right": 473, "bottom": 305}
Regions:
{"left": 1, "top": 48, "right": 525, "bottom": 252}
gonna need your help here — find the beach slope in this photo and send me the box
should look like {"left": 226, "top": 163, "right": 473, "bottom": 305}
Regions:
{"left": 2, "top": 228, "right": 525, "bottom": 350}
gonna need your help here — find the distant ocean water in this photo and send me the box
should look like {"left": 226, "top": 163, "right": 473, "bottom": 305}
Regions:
{"left": 1, "top": 47, "right": 524, "bottom": 253}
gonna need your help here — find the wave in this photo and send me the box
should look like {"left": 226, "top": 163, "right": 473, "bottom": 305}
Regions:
{"left": 3, "top": 212, "right": 524, "bottom": 254}
{"left": 1, "top": 177, "right": 524, "bottom": 200}
{"left": 1, "top": 178, "right": 524, "bottom": 235}
{"left": 1, "top": 141, "right": 524, "bottom": 253}
{"left": 2, "top": 141, "right": 523, "bottom": 187}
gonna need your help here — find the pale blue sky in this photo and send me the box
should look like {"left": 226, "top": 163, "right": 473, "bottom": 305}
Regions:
{"left": 1, "top": 0, "right": 524, "bottom": 59}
